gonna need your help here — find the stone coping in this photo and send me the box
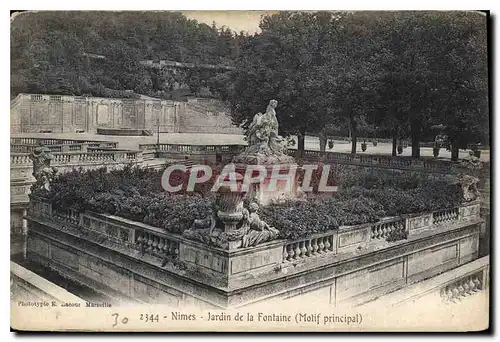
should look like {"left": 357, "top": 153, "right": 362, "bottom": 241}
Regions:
{"left": 11, "top": 261, "right": 86, "bottom": 304}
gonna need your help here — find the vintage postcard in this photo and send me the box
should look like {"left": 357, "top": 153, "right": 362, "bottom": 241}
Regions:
{"left": 10, "top": 10, "right": 490, "bottom": 332}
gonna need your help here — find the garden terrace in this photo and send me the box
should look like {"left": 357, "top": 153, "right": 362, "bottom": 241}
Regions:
{"left": 24, "top": 162, "right": 485, "bottom": 308}
{"left": 26, "top": 192, "right": 483, "bottom": 308}
{"left": 33, "top": 165, "right": 465, "bottom": 240}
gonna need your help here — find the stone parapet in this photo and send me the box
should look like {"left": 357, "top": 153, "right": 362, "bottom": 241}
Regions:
{"left": 26, "top": 196, "right": 483, "bottom": 308}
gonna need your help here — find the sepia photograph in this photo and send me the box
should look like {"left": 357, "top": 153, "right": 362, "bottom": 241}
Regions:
{"left": 9, "top": 8, "right": 490, "bottom": 332}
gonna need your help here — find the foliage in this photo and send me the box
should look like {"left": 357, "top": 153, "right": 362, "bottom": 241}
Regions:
{"left": 223, "top": 11, "right": 488, "bottom": 155}
{"left": 12, "top": 11, "right": 488, "bottom": 153}
{"left": 11, "top": 11, "right": 243, "bottom": 99}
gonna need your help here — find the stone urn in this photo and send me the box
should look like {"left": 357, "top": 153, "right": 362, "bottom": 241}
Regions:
{"left": 216, "top": 172, "right": 247, "bottom": 232}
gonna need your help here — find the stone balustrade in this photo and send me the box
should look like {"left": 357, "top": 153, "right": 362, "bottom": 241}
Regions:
{"left": 288, "top": 149, "right": 470, "bottom": 174}
{"left": 371, "top": 217, "right": 407, "bottom": 241}
{"left": 432, "top": 208, "right": 460, "bottom": 225}
{"left": 10, "top": 154, "right": 32, "bottom": 165}
{"left": 136, "top": 142, "right": 476, "bottom": 174}
{"left": 11, "top": 137, "right": 118, "bottom": 147}
{"left": 29, "top": 197, "right": 180, "bottom": 263}
{"left": 26, "top": 195, "right": 484, "bottom": 308}
{"left": 440, "top": 271, "right": 484, "bottom": 304}
{"left": 359, "top": 255, "right": 489, "bottom": 309}
{"left": 283, "top": 232, "right": 336, "bottom": 262}
{"left": 139, "top": 143, "right": 246, "bottom": 155}
{"left": 11, "top": 150, "right": 142, "bottom": 166}
{"left": 29, "top": 196, "right": 481, "bottom": 271}
{"left": 11, "top": 142, "right": 118, "bottom": 154}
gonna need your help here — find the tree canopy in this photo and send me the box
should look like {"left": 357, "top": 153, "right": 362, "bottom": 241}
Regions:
{"left": 222, "top": 11, "right": 488, "bottom": 156}
{"left": 11, "top": 11, "right": 489, "bottom": 158}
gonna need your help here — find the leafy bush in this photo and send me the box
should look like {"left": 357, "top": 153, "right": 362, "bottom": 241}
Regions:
{"left": 261, "top": 196, "right": 386, "bottom": 239}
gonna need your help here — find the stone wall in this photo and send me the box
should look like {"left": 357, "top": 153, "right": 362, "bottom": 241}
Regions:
{"left": 26, "top": 198, "right": 483, "bottom": 309}
{"left": 11, "top": 94, "right": 241, "bottom": 135}
{"left": 10, "top": 261, "right": 86, "bottom": 304}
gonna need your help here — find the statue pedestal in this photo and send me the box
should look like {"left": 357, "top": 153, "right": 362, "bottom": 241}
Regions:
{"left": 235, "top": 164, "right": 299, "bottom": 206}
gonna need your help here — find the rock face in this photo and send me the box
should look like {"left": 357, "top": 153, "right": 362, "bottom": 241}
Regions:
{"left": 232, "top": 100, "right": 295, "bottom": 165}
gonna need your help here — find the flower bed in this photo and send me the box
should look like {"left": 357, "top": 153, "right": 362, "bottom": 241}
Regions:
{"left": 34, "top": 164, "right": 464, "bottom": 240}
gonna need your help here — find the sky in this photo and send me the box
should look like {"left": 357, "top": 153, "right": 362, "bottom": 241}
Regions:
{"left": 183, "top": 11, "right": 278, "bottom": 34}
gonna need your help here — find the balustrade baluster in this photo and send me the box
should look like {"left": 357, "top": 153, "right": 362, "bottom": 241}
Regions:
{"left": 312, "top": 239, "right": 319, "bottom": 255}
{"left": 317, "top": 237, "right": 325, "bottom": 253}
{"left": 306, "top": 240, "right": 312, "bottom": 256}
{"left": 158, "top": 238, "right": 165, "bottom": 255}
{"left": 136, "top": 234, "right": 143, "bottom": 248}
{"left": 324, "top": 236, "right": 331, "bottom": 251}
{"left": 287, "top": 244, "right": 295, "bottom": 260}
{"left": 146, "top": 234, "right": 153, "bottom": 252}
{"left": 473, "top": 276, "right": 482, "bottom": 290}
{"left": 293, "top": 243, "right": 301, "bottom": 259}
{"left": 462, "top": 280, "right": 471, "bottom": 295}
{"left": 300, "top": 241, "right": 307, "bottom": 258}
{"left": 163, "top": 240, "right": 170, "bottom": 255}
{"left": 152, "top": 236, "right": 159, "bottom": 254}
{"left": 283, "top": 246, "right": 289, "bottom": 261}
{"left": 457, "top": 283, "right": 466, "bottom": 297}
{"left": 451, "top": 287, "right": 461, "bottom": 302}
{"left": 468, "top": 278, "right": 477, "bottom": 292}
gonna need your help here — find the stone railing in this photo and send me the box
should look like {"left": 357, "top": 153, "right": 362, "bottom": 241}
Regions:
{"left": 29, "top": 197, "right": 180, "bottom": 262}
{"left": 282, "top": 232, "right": 336, "bottom": 262}
{"left": 361, "top": 255, "right": 489, "bottom": 309}
{"left": 139, "top": 143, "right": 246, "bottom": 155}
{"left": 10, "top": 137, "right": 118, "bottom": 147}
{"left": 10, "top": 154, "right": 32, "bottom": 166}
{"left": 136, "top": 142, "right": 476, "bottom": 174}
{"left": 440, "top": 268, "right": 485, "bottom": 304}
{"left": 370, "top": 216, "right": 407, "bottom": 241}
{"left": 11, "top": 142, "right": 119, "bottom": 154}
{"left": 432, "top": 207, "right": 460, "bottom": 225}
{"left": 288, "top": 149, "right": 471, "bottom": 174}
{"left": 282, "top": 201, "right": 481, "bottom": 264}
{"left": 11, "top": 150, "right": 143, "bottom": 166}
{"left": 11, "top": 261, "right": 86, "bottom": 304}
{"left": 29, "top": 195, "right": 481, "bottom": 272}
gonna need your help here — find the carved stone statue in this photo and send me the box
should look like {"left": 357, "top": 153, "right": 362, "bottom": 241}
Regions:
{"left": 182, "top": 202, "right": 280, "bottom": 249}
{"left": 460, "top": 175, "right": 480, "bottom": 202}
{"left": 29, "top": 143, "right": 57, "bottom": 191}
{"left": 240, "top": 203, "right": 280, "bottom": 248}
{"left": 233, "top": 100, "right": 295, "bottom": 165}
{"left": 460, "top": 150, "right": 482, "bottom": 170}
